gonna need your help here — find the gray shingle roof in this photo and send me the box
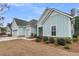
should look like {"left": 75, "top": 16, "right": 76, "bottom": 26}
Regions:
{"left": 14, "top": 18, "right": 28, "bottom": 26}
{"left": 29, "top": 19, "right": 38, "bottom": 27}
{"left": 14, "top": 18, "right": 38, "bottom": 27}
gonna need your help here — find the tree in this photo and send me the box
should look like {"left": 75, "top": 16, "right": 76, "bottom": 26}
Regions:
{"left": 0, "top": 3, "right": 10, "bottom": 27}
{"left": 0, "top": 3, "right": 10, "bottom": 15}
{"left": 70, "top": 8, "right": 76, "bottom": 16}
{"left": 70, "top": 8, "right": 79, "bottom": 16}
{"left": 74, "top": 16, "right": 79, "bottom": 35}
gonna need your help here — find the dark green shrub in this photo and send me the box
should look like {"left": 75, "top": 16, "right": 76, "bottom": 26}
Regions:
{"left": 54, "top": 38, "right": 58, "bottom": 45}
{"left": 31, "top": 33, "right": 33, "bottom": 37}
{"left": 34, "top": 34, "right": 37, "bottom": 38}
{"left": 73, "top": 34, "right": 77, "bottom": 38}
{"left": 49, "top": 37, "right": 55, "bottom": 43}
{"left": 8, "top": 34, "right": 12, "bottom": 37}
{"left": 35, "top": 38, "right": 41, "bottom": 42}
{"left": 45, "top": 41, "right": 50, "bottom": 44}
{"left": 43, "top": 36, "right": 48, "bottom": 41}
{"left": 73, "top": 38, "right": 78, "bottom": 42}
{"left": 36, "top": 36, "right": 41, "bottom": 39}
{"left": 65, "top": 38, "right": 72, "bottom": 44}
{"left": 57, "top": 38, "right": 66, "bottom": 46}
{"left": 64, "top": 44, "right": 70, "bottom": 49}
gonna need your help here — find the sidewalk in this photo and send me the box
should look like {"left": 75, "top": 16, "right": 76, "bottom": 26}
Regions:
{"left": 0, "top": 37, "right": 35, "bottom": 42}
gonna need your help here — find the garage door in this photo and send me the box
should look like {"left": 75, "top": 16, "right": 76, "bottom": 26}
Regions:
{"left": 12, "top": 30, "right": 17, "bottom": 37}
{"left": 26, "top": 29, "right": 30, "bottom": 37}
{"left": 19, "top": 28, "right": 25, "bottom": 37}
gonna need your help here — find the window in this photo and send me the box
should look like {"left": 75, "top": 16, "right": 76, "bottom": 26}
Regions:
{"left": 51, "top": 26, "right": 56, "bottom": 36}
{"left": 13, "top": 29, "right": 17, "bottom": 32}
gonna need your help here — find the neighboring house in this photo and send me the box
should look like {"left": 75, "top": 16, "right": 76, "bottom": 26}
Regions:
{"left": 0, "top": 27, "right": 1, "bottom": 33}
{"left": 37, "top": 8, "right": 75, "bottom": 38}
{"left": 11, "top": 18, "right": 37, "bottom": 37}
{"left": 6, "top": 23, "right": 12, "bottom": 36}
{"left": 25, "top": 19, "right": 37, "bottom": 37}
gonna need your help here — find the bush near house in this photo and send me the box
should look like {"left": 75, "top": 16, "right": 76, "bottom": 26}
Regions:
{"left": 36, "top": 36, "right": 43, "bottom": 39}
{"left": 31, "top": 33, "right": 33, "bottom": 37}
{"left": 45, "top": 40, "right": 50, "bottom": 44}
{"left": 49, "top": 37, "right": 55, "bottom": 43}
{"left": 65, "top": 38, "right": 72, "bottom": 44}
{"left": 35, "top": 38, "right": 41, "bottom": 42}
{"left": 64, "top": 44, "right": 70, "bottom": 49}
{"left": 0, "top": 32, "right": 6, "bottom": 35}
{"left": 73, "top": 34, "right": 77, "bottom": 38}
{"left": 31, "top": 33, "right": 37, "bottom": 38}
{"left": 73, "top": 38, "right": 78, "bottom": 42}
{"left": 43, "top": 36, "right": 49, "bottom": 42}
{"left": 8, "top": 34, "right": 12, "bottom": 36}
{"left": 34, "top": 34, "right": 37, "bottom": 38}
{"left": 56, "top": 38, "right": 66, "bottom": 46}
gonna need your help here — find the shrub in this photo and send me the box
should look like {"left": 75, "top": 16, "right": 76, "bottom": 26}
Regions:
{"left": 36, "top": 36, "right": 41, "bottom": 39}
{"left": 57, "top": 38, "right": 66, "bottom": 46}
{"left": 45, "top": 41, "right": 50, "bottom": 44}
{"left": 73, "top": 38, "right": 78, "bottom": 42}
{"left": 43, "top": 36, "right": 48, "bottom": 42}
{"left": 31, "top": 33, "right": 33, "bottom": 37}
{"left": 65, "top": 38, "right": 72, "bottom": 44}
{"left": 0, "top": 33, "right": 6, "bottom": 35}
{"left": 64, "top": 44, "right": 70, "bottom": 49}
{"left": 73, "top": 34, "right": 77, "bottom": 38}
{"left": 49, "top": 37, "right": 55, "bottom": 43}
{"left": 8, "top": 34, "right": 12, "bottom": 36}
{"left": 35, "top": 38, "right": 41, "bottom": 42}
{"left": 34, "top": 34, "right": 37, "bottom": 38}
{"left": 54, "top": 38, "right": 58, "bottom": 45}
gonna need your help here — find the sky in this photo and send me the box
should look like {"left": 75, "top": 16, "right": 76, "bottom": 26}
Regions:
{"left": 1, "top": 3, "right": 79, "bottom": 26}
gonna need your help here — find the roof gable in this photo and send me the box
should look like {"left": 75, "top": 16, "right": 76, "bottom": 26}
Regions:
{"left": 38, "top": 8, "right": 74, "bottom": 25}
{"left": 14, "top": 18, "right": 28, "bottom": 26}
{"left": 13, "top": 18, "right": 38, "bottom": 27}
{"left": 28, "top": 19, "right": 38, "bottom": 27}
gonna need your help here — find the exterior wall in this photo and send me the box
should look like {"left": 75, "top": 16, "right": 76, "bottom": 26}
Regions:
{"left": 11, "top": 20, "right": 18, "bottom": 37}
{"left": 12, "top": 20, "right": 37, "bottom": 37}
{"left": 0, "top": 28, "right": 1, "bottom": 33}
{"left": 18, "top": 26, "right": 26, "bottom": 36}
{"left": 25, "top": 26, "right": 37, "bottom": 37}
{"left": 25, "top": 27, "right": 31, "bottom": 37}
{"left": 37, "top": 11, "right": 72, "bottom": 38}
{"left": 31, "top": 27, "right": 37, "bottom": 35}
{"left": 6, "top": 27, "right": 11, "bottom": 35}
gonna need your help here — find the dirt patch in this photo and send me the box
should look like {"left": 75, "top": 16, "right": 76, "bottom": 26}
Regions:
{"left": 0, "top": 39, "right": 78, "bottom": 56}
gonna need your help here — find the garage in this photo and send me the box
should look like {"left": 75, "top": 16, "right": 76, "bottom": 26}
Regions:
{"left": 12, "top": 29, "right": 17, "bottom": 37}
{"left": 25, "top": 28, "right": 31, "bottom": 37}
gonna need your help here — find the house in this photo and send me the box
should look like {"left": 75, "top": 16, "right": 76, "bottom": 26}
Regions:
{"left": 11, "top": 18, "right": 37, "bottom": 37}
{"left": 6, "top": 23, "right": 12, "bottom": 36}
{"left": 37, "top": 8, "right": 75, "bottom": 38}
{"left": 0, "top": 27, "right": 2, "bottom": 34}
{"left": 0, "top": 27, "right": 6, "bottom": 36}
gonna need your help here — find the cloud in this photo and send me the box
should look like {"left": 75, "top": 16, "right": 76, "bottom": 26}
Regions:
{"left": 31, "top": 6, "right": 45, "bottom": 14}
{"left": 9, "top": 3, "right": 33, "bottom": 7}
{"left": 8, "top": 3, "right": 45, "bottom": 15}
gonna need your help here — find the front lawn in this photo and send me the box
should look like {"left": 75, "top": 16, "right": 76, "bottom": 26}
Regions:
{"left": 0, "top": 39, "right": 78, "bottom": 56}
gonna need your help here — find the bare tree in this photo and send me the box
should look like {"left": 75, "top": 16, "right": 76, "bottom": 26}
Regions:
{"left": 70, "top": 8, "right": 79, "bottom": 16}
{"left": 70, "top": 8, "right": 76, "bottom": 16}
{"left": 0, "top": 3, "right": 10, "bottom": 27}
